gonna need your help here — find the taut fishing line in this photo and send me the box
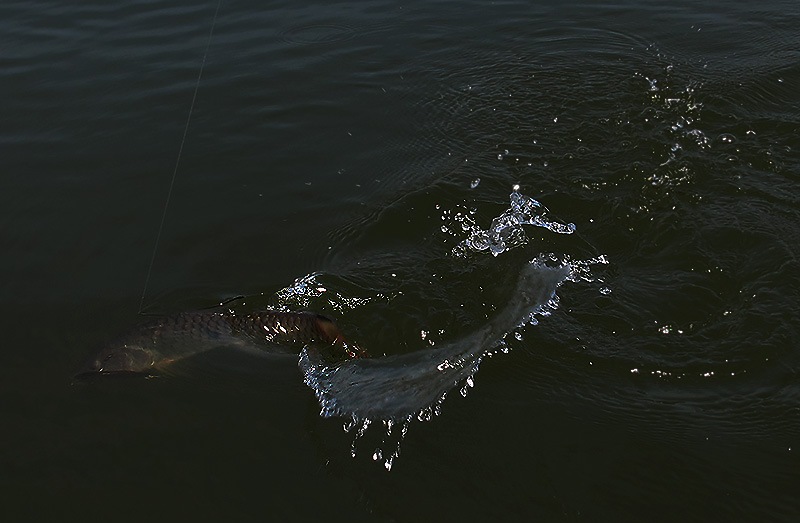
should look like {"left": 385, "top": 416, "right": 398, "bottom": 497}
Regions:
{"left": 139, "top": 0, "right": 224, "bottom": 314}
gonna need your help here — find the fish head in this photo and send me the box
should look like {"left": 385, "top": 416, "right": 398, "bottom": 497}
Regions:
{"left": 75, "top": 344, "right": 159, "bottom": 378}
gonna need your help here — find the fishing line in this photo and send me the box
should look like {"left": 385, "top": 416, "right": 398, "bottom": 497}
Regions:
{"left": 139, "top": 0, "right": 224, "bottom": 314}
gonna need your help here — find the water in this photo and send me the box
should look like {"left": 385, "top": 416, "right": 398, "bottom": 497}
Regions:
{"left": 2, "top": 0, "right": 799, "bottom": 520}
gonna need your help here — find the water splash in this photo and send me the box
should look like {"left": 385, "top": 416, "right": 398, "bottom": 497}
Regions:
{"left": 275, "top": 273, "right": 327, "bottom": 306}
{"left": 300, "top": 253, "right": 606, "bottom": 469}
{"left": 290, "top": 191, "right": 606, "bottom": 468}
{"left": 451, "top": 191, "right": 576, "bottom": 257}
{"left": 275, "top": 272, "right": 378, "bottom": 313}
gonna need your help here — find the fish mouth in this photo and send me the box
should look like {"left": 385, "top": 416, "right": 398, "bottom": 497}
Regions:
{"left": 73, "top": 345, "right": 160, "bottom": 379}
{"left": 73, "top": 368, "right": 156, "bottom": 381}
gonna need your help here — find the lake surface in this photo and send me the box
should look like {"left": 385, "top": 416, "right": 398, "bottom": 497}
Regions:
{"left": 2, "top": 0, "right": 799, "bottom": 520}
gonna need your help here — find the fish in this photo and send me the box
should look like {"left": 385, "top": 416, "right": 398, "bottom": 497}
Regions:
{"left": 75, "top": 310, "right": 366, "bottom": 378}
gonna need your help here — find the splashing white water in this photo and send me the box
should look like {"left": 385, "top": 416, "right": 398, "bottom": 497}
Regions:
{"left": 275, "top": 272, "right": 380, "bottom": 313}
{"left": 300, "top": 254, "right": 600, "bottom": 420}
{"left": 295, "top": 191, "right": 606, "bottom": 469}
{"left": 452, "top": 191, "right": 576, "bottom": 256}
{"left": 300, "top": 253, "right": 606, "bottom": 469}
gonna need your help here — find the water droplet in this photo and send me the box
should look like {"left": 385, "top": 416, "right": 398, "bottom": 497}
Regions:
{"left": 417, "top": 407, "right": 432, "bottom": 422}
{"left": 470, "top": 178, "right": 481, "bottom": 189}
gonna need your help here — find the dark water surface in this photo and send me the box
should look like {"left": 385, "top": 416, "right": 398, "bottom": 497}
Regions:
{"left": 3, "top": 0, "right": 799, "bottom": 520}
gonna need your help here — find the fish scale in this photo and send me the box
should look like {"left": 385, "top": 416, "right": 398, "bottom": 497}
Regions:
{"left": 76, "top": 310, "right": 357, "bottom": 377}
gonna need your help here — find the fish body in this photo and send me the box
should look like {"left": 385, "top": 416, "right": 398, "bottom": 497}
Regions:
{"left": 77, "top": 310, "right": 364, "bottom": 378}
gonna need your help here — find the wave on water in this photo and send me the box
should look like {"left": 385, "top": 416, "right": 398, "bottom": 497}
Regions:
{"left": 298, "top": 191, "right": 606, "bottom": 469}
